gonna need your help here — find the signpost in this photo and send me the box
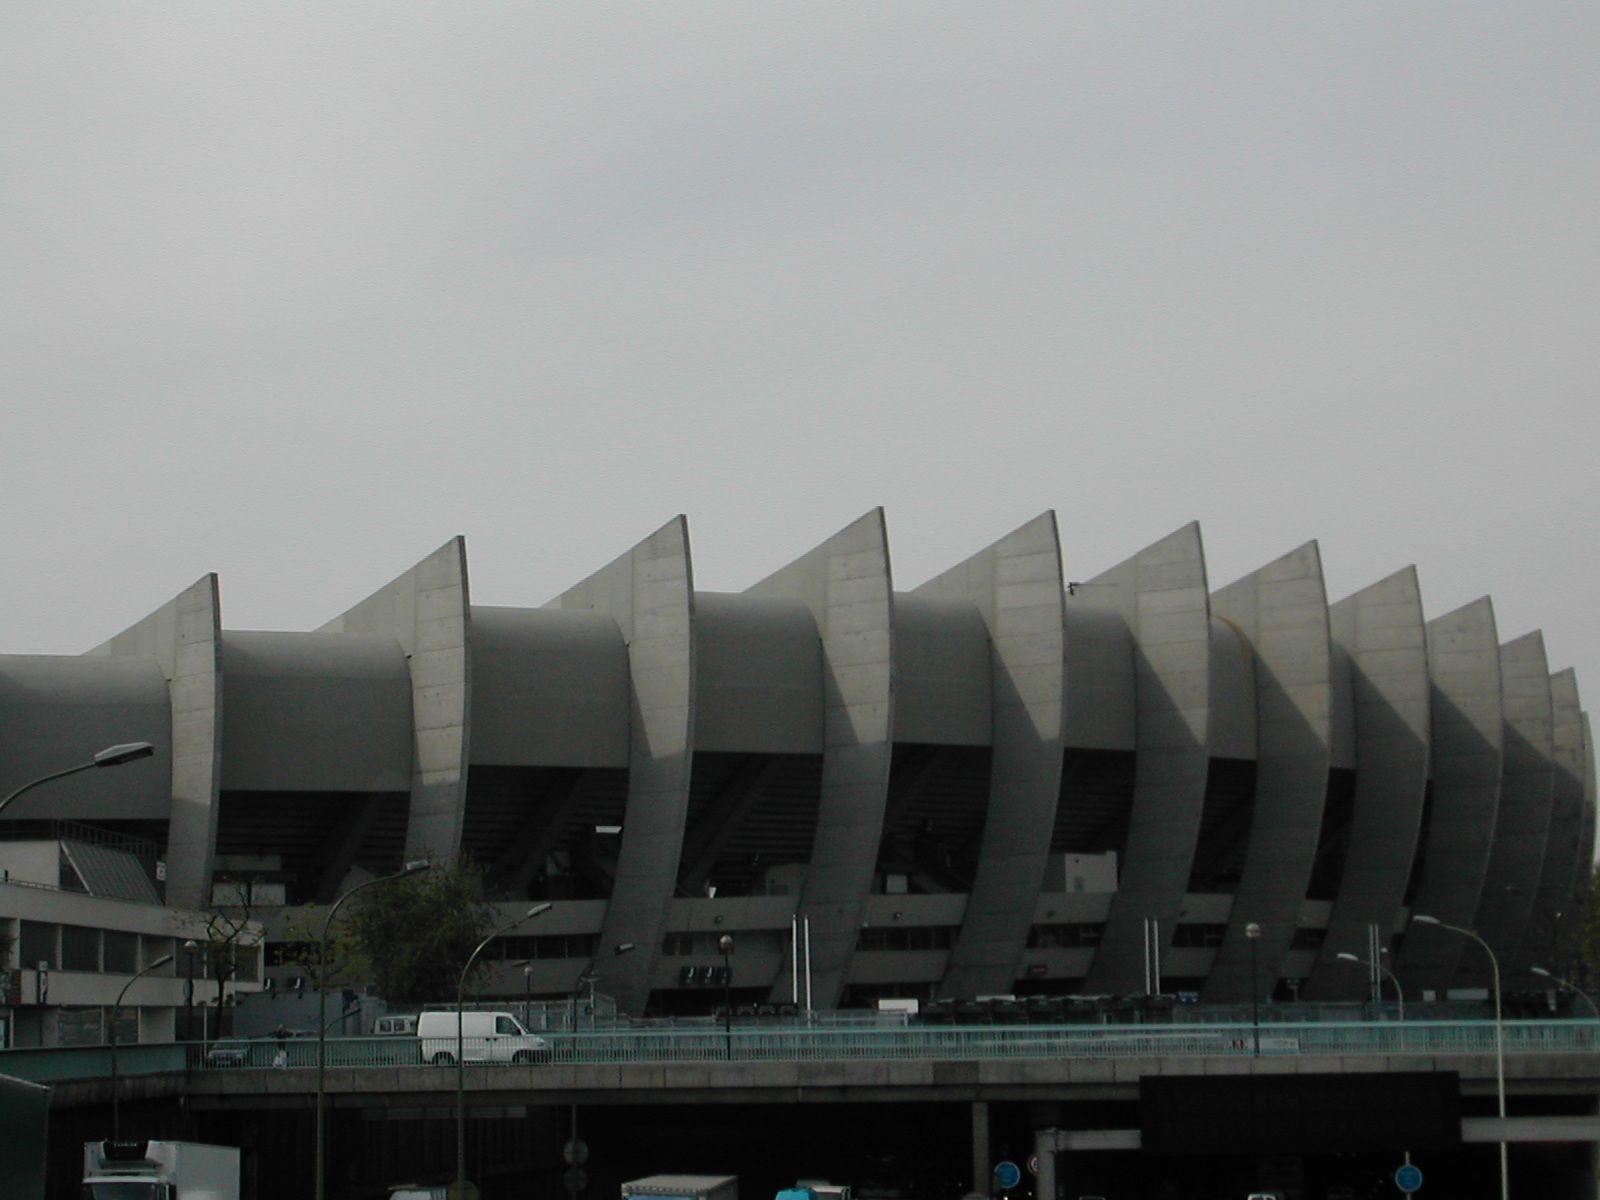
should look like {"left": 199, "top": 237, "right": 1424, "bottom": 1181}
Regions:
{"left": 1394, "top": 1161, "right": 1423, "bottom": 1194}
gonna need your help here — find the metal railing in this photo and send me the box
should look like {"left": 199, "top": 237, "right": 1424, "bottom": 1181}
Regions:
{"left": 3, "top": 1019, "right": 1596, "bottom": 1084}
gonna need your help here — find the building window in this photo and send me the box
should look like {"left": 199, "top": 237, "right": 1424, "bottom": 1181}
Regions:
{"left": 61, "top": 925, "right": 101, "bottom": 972}
{"left": 103, "top": 931, "right": 139, "bottom": 974}
{"left": 1025, "top": 923, "right": 1104, "bottom": 949}
{"left": 1171, "top": 924, "right": 1228, "bottom": 948}
{"left": 857, "top": 926, "right": 957, "bottom": 952}
{"left": 20, "top": 921, "right": 57, "bottom": 970}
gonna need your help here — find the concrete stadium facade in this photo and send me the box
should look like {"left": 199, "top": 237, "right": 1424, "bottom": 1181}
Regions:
{"left": 2, "top": 512, "right": 1594, "bottom": 1017}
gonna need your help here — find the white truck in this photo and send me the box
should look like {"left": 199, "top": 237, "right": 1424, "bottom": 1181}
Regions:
{"left": 83, "top": 1140, "right": 240, "bottom": 1200}
{"left": 622, "top": 1174, "right": 739, "bottom": 1200}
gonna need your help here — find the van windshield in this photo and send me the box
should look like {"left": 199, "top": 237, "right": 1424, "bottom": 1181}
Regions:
{"left": 84, "top": 1185, "right": 168, "bottom": 1200}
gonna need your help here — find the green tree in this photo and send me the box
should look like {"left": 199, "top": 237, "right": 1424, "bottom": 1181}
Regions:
{"left": 1569, "top": 864, "right": 1600, "bottom": 985}
{"left": 286, "top": 860, "right": 496, "bottom": 1007}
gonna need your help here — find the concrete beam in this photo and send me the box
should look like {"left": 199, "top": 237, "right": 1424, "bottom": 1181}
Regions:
{"left": 916, "top": 512, "right": 1067, "bottom": 1000}
{"left": 1302, "top": 567, "right": 1429, "bottom": 1000}
{"left": 88, "top": 574, "right": 222, "bottom": 908}
{"left": 1204, "top": 542, "right": 1333, "bottom": 1003}
{"left": 749, "top": 509, "right": 895, "bottom": 1010}
{"left": 1394, "top": 597, "right": 1504, "bottom": 992}
{"left": 319, "top": 538, "right": 472, "bottom": 865}
{"left": 1076, "top": 523, "right": 1212, "bottom": 995}
{"left": 1470, "top": 632, "right": 1555, "bottom": 987}
{"left": 549, "top": 516, "right": 696, "bottom": 1015}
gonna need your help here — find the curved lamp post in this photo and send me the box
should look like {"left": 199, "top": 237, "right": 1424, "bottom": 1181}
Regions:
{"left": 1413, "top": 914, "right": 1507, "bottom": 1200}
{"left": 456, "top": 904, "right": 552, "bottom": 1200}
{"left": 314, "top": 860, "right": 430, "bottom": 1200}
{"left": 1530, "top": 966, "right": 1600, "bottom": 1018}
{"left": 0, "top": 742, "right": 155, "bottom": 819}
{"left": 1244, "top": 922, "right": 1262, "bottom": 1056}
{"left": 1335, "top": 951, "right": 1406, "bottom": 1021}
{"left": 109, "top": 951, "right": 173, "bottom": 1138}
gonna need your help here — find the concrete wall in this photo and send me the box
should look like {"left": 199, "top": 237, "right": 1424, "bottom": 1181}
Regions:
{"left": 892, "top": 596, "right": 991, "bottom": 747}
{"left": 549, "top": 516, "right": 696, "bottom": 1014}
{"left": 1393, "top": 598, "right": 1503, "bottom": 992}
{"left": 0, "top": 655, "right": 170, "bottom": 821}
{"left": 1075, "top": 524, "right": 1212, "bottom": 994}
{"left": 318, "top": 538, "right": 472, "bottom": 865}
{"left": 469, "top": 606, "right": 630, "bottom": 767}
{"left": 915, "top": 512, "right": 1066, "bottom": 999}
{"left": 87, "top": 575, "right": 222, "bottom": 909}
{"left": 1203, "top": 542, "right": 1332, "bottom": 1003}
{"left": 749, "top": 509, "right": 895, "bottom": 1009}
{"left": 693, "top": 594, "right": 823, "bottom": 756}
{"left": 1302, "top": 567, "right": 1430, "bottom": 999}
{"left": 220, "top": 631, "right": 412, "bottom": 792}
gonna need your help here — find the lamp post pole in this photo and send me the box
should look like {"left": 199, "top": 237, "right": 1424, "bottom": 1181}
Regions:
{"left": 564, "top": 943, "right": 634, "bottom": 1180}
{"left": 181, "top": 939, "right": 198, "bottom": 1049}
{"left": 1414, "top": 914, "right": 1507, "bottom": 1200}
{"left": 524, "top": 965, "right": 534, "bottom": 1028}
{"left": 0, "top": 742, "right": 156, "bottom": 820}
{"left": 1244, "top": 922, "right": 1262, "bottom": 1056}
{"left": 1335, "top": 952, "right": 1406, "bottom": 1021}
{"left": 109, "top": 951, "right": 173, "bottom": 1139}
{"left": 1531, "top": 967, "right": 1600, "bottom": 1018}
{"left": 314, "top": 860, "right": 430, "bottom": 1200}
{"left": 457, "top": 904, "right": 552, "bottom": 1200}
{"left": 718, "top": 934, "right": 734, "bottom": 1060}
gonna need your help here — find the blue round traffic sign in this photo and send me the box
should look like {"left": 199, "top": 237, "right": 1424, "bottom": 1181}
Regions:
{"left": 1394, "top": 1163, "right": 1423, "bottom": 1194}
{"left": 994, "top": 1161, "right": 1022, "bottom": 1191}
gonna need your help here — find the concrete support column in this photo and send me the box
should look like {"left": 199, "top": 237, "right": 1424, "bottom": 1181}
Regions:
{"left": 1034, "top": 1128, "right": 1057, "bottom": 1200}
{"left": 971, "top": 1101, "right": 991, "bottom": 1198}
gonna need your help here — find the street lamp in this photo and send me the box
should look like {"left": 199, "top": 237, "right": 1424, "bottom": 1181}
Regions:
{"left": 109, "top": 951, "right": 173, "bottom": 1138}
{"left": 570, "top": 942, "right": 636, "bottom": 1032}
{"left": 1244, "top": 922, "right": 1262, "bottom": 1056}
{"left": 1413, "top": 914, "right": 1507, "bottom": 1200}
{"left": 314, "top": 859, "right": 430, "bottom": 1200}
{"left": 0, "top": 742, "right": 156, "bottom": 819}
{"left": 1530, "top": 966, "right": 1600, "bottom": 1018}
{"left": 1335, "top": 951, "right": 1406, "bottom": 1021}
{"left": 718, "top": 934, "right": 734, "bottom": 1059}
{"left": 457, "top": 904, "right": 552, "bottom": 1200}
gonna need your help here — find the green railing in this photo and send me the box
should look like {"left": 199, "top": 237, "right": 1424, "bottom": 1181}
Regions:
{"left": 3, "top": 1020, "right": 1596, "bottom": 1085}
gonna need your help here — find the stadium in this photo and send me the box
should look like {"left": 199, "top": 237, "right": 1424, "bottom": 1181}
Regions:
{"left": 1, "top": 510, "right": 1592, "bottom": 1020}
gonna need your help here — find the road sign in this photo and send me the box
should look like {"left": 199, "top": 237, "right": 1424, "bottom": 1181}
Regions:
{"left": 994, "top": 1160, "right": 1022, "bottom": 1191}
{"left": 563, "top": 1139, "right": 589, "bottom": 1165}
{"left": 1394, "top": 1163, "right": 1423, "bottom": 1194}
{"left": 1026, "top": 1153, "right": 1039, "bottom": 1177}
{"left": 563, "top": 1167, "right": 590, "bottom": 1193}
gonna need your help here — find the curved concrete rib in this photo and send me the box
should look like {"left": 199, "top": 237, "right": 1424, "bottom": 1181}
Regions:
{"left": 1301, "top": 567, "right": 1430, "bottom": 999}
{"left": 88, "top": 575, "right": 222, "bottom": 908}
{"left": 1393, "top": 597, "right": 1504, "bottom": 991}
{"left": 749, "top": 509, "right": 894, "bottom": 1009}
{"left": 549, "top": 516, "right": 696, "bottom": 1016}
{"left": 1468, "top": 632, "right": 1555, "bottom": 986}
{"left": 319, "top": 538, "right": 472, "bottom": 867}
{"left": 1202, "top": 542, "right": 1333, "bottom": 1003}
{"left": 1077, "top": 523, "right": 1211, "bottom": 995}
{"left": 915, "top": 512, "right": 1066, "bottom": 999}
{"left": 1579, "top": 714, "right": 1597, "bottom": 889}
{"left": 1515, "top": 669, "right": 1584, "bottom": 975}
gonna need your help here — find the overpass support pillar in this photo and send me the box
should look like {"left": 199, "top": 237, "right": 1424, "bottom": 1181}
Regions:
{"left": 971, "top": 1101, "right": 990, "bottom": 1196}
{"left": 1034, "top": 1128, "right": 1057, "bottom": 1200}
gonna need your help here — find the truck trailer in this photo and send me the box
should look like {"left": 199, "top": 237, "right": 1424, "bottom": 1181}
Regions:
{"left": 83, "top": 1139, "right": 241, "bottom": 1200}
{"left": 621, "top": 1174, "right": 739, "bottom": 1200}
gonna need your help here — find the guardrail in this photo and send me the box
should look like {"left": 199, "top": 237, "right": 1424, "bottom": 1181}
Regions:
{"left": 3, "top": 1019, "right": 1596, "bottom": 1084}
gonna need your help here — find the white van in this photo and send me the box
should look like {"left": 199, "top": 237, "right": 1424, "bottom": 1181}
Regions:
{"left": 416, "top": 1010, "right": 550, "bottom": 1065}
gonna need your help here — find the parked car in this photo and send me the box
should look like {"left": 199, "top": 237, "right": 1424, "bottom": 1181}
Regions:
{"left": 203, "top": 1040, "right": 254, "bottom": 1068}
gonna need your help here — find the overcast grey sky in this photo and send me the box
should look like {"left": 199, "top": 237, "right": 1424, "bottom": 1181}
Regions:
{"left": 3, "top": 6, "right": 1596, "bottom": 692}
